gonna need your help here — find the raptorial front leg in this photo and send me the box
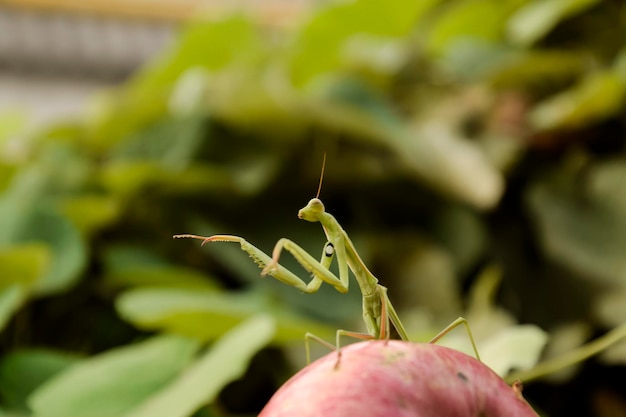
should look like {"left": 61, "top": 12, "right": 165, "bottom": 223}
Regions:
{"left": 174, "top": 234, "right": 311, "bottom": 292}
{"left": 261, "top": 238, "right": 350, "bottom": 294}
{"left": 174, "top": 234, "right": 348, "bottom": 294}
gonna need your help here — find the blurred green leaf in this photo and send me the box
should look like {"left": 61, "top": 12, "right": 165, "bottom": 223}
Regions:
{"left": 0, "top": 244, "right": 50, "bottom": 290}
{"left": 115, "top": 287, "right": 332, "bottom": 342}
{"left": 29, "top": 335, "right": 200, "bottom": 417}
{"left": 540, "top": 323, "right": 592, "bottom": 382}
{"left": 377, "top": 235, "right": 463, "bottom": 322}
{"left": 198, "top": 69, "right": 308, "bottom": 140}
{"left": 0, "top": 285, "right": 25, "bottom": 332}
{"left": 134, "top": 16, "right": 263, "bottom": 91}
{"left": 100, "top": 161, "right": 232, "bottom": 196}
{"left": 86, "top": 88, "right": 168, "bottom": 152}
{"left": 110, "top": 114, "right": 206, "bottom": 170}
{"left": 102, "top": 244, "right": 221, "bottom": 290}
{"left": 404, "top": 122, "right": 504, "bottom": 209}
{"left": 439, "top": 39, "right": 514, "bottom": 81}
{"left": 481, "top": 325, "right": 549, "bottom": 376}
{"left": 103, "top": 245, "right": 173, "bottom": 270}
{"left": 0, "top": 155, "right": 87, "bottom": 295}
{"left": 115, "top": 287, "right": 333, "bottom": 343}
{"left": 60, "top": 195, "right": 121, "bottom": 236}
{"left": 125, "top": 315, "right": 275, "bottom": 417}
{"left": 530, "top": 71, "right": 626, "bottom": 130}
{"left": 1, "top": 405, "right": 21, "bottom": 415}
{"left": 290, "top": 0, "right": 440, "bottom": 85}
{"left": 588, "top": 159, "right": 626, "bottom": 208}
{"left": 508, "top": 0, "right": 601, "bottom": 45}
{"left": 426, "top": 0, "right": 519, "bottom": 55}
{"left": 490, "top": 50, "right": 588, "bottom": 89}
{"left": 614, "top": 47, "right": 626, "bottom": 75}
{"left": 0, "top": 246, "right": 46, "bottom": 329}
{"left": 595, "top": 290, "right": 626, "bottom": 329}
{"left": 86, "top": 16, "right": 262, "bottom": 149}
{"left": 104, "top": 265, "right": 220, "bottom": 291}
{"left": 9, "top": 205, "right": 85, "bottom": 296}
{"left": 0, "top": 349, "right": 79, "bottom": 412}
{"left": 0, "top": 407, "right": 29, "bottom": 417}
{"left": 599, "top": 338, "right": 626, "bottom": 365}
{"left": 431, "top": 205, "right": 487, "bottom": 275}
{"left": 306, "top": 79, "right": 504, "bottom": 208}
{"left": 0, "top": 163, "right": 17, "bottom": 193}
{"left": 527, "top": 158, "right": 626, "bottom": 284}
{"left": 168, "top": 68, "right": 211, "bottom": 117}
{"left": 0, "top": 110, "right": 27, "bottom": 143}
{"left": 342, "top": 35, "right": 409, "bottom": 76}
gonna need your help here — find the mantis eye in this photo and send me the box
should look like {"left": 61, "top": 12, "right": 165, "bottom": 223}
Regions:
{"left": 324, "top": 242, "right": 334, "bottom": 257}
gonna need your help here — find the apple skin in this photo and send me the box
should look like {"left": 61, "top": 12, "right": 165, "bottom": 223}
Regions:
{"left": 259, "top": 340, "right": 539, "bottom": 417}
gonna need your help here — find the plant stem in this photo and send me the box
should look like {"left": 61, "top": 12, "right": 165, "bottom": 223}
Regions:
{"left": 505, "top": 322, "right": 626, "bottom": 384}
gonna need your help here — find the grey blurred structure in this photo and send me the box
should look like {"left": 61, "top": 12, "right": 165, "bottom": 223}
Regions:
{"left": 0, "top": 3, "right": 175, "bottom": 128}
{"left": 0, "top": 6, "right": 175, "bottom": 80}
{"left": 0, "top": 0, "right": 311, "bottom": 128}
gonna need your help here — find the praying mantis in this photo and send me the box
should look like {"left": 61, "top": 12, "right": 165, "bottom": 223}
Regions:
{"left": 174, "top": 157, "right": 480, "bottom": 364}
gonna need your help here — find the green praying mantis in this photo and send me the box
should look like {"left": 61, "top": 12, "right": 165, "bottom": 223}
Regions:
{"left": 174, "top": 157, "right": 480, "bottom": 364}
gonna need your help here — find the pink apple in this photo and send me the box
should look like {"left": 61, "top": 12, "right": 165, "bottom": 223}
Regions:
{"left": 260, "top": 340, "right": 539, "bottom": 417}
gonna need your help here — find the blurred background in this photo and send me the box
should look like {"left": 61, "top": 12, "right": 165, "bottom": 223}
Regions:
{"left": 1, "top": 0, "right": 625, "bottom": 416}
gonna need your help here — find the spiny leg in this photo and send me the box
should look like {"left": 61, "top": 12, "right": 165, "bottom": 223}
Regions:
{"left": 261, "top": 237, "right": 350, "bottom": 294}
{"left": 429, "top": 316, "right": 481, "bottom": 361}
{"left": 174, "top": 234, "right": 345, "bottom": 294}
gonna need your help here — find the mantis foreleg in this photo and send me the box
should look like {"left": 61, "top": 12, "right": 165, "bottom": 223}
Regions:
{"left": 262, "top": 237, "right": 350, "bottom": 295}
{"left": 174, "top": 234, "right": 349, "bottom": 294}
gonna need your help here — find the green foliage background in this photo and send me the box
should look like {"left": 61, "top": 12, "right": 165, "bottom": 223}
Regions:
{"left": 1, "top": 0, "right": 626, "bottom": 416}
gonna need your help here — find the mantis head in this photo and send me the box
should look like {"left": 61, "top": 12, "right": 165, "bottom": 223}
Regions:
{"left": 298, "top": 198, "right": 325, "bottom": 222}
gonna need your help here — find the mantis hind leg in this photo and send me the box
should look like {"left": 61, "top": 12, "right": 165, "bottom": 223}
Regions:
{"left": 304, "top": 289, "right": 389, "bottom": 367}
{"left": 429, "top": 317, "right": 481, "bottom": 361}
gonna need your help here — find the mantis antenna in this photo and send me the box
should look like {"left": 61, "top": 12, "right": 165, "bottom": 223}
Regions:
{"left": 316, "top": 153, "right": 327, "bottom": 199}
